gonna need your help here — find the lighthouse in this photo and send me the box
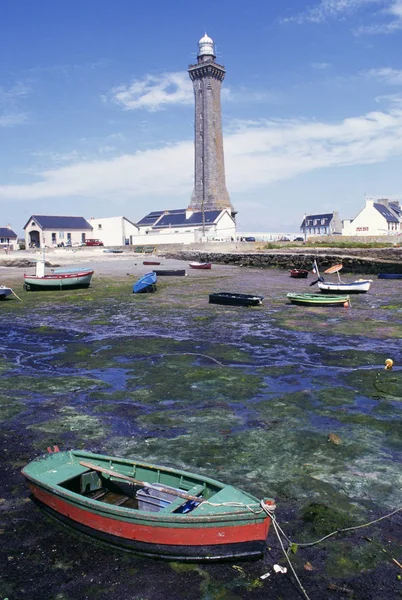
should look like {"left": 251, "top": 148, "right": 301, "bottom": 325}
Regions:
{"left": 188, "top": 34, "right": 235, "bottom": 217}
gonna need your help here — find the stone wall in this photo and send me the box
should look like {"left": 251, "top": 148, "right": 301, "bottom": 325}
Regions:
{"left": 163, "top": 247, "right": 402, "bottom": 275}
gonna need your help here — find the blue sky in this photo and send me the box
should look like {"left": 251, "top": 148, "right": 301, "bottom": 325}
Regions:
{"left": 1, "top": 0, "right": 402, "bottom": 234}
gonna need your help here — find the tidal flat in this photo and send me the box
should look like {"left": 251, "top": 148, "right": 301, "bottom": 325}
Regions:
{"left": 0, "top": 261, "right": 401, "bottom": 600}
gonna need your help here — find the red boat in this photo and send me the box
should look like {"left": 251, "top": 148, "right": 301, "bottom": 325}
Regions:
{"left": 289, "top": 269, "right": 309, "bottom": 279}
{"left": 189, "top": 262, "right": 212, "bottom": 270}
{"left": 143, "top": 261, "right": 160, "bottom": 266}
{"left": 22, "top": 449, "right": 275, "bottom": 561}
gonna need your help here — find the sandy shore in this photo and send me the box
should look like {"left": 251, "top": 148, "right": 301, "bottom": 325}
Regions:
{"left": 0, "top": 248, "right": 195, "bottom": 284}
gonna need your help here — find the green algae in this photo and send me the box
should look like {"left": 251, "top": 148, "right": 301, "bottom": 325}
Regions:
{"left": 0, "top": 357, "right": 13, "bottom": 374}
{"left": 29, "top": 406, "right": 109, "bottom": 441}
{"left": 138, "top": 407, "right": 242, "bottom": 435}
{"left": 301, "top": 502, "right": 355, "bottom": 537}
{"left": 0, "top": 395, "right": 24, "bottom": 421}
{"left": 126, "top": 359, "right": 265, "bottom": 404}
{"left": 170, "top": 563, "right": 244, "bottom": 600}
{"left": 0, "top": 375, "right": 109, "bottom": 396}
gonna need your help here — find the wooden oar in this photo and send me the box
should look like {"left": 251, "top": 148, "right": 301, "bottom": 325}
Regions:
{"left": 79, "top": 460, "right": 203, "bottom": 503}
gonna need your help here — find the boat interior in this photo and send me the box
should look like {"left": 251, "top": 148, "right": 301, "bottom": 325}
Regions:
{"left": 59, "top": 466, "right": 215, "bottom": 515}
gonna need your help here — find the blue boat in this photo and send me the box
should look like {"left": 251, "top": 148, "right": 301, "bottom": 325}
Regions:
{"left": 133, "top": 272, "right": 157, "bottom": 294}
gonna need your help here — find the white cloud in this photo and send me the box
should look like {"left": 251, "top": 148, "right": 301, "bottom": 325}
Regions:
{"left": 281, "top": 0, "right": 380, "bottom": 24}
{"left": 0, "top": 113, "right": 29, "bottom": 127}
{"left": 110, "top": 71, "right": 194, "bottom": 112}
{"left": 355, "top": 0, "right": 402, "bottom": 32}
{"left": 282, "top": 0, "right": 402, "bottom": 33}
{"left": 364, "top": 67, "right": 402, "bottom": 84}
{"left": 1, "top": 100, "right": 402, "bottom": 205}
{"left": 311, "top": 62, "right": 332, "bottom": 70}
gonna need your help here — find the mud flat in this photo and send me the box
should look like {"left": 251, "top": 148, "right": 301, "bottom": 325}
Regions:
{"left": 0, "top": 261, "right": 401, "bottom": 600}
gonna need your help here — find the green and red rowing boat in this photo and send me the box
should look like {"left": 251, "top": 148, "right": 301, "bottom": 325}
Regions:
{"left": 21, "top": 449, "right": 275, "bottom": 561}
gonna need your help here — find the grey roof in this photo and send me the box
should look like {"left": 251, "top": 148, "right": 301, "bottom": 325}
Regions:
{"left": 0, "top": 227, "right": 18, "bottom": 238}
{"left": 136, "top": 209, "right": 186, "bottom": 227}
{"left": 301, "top": 213, "right": 334, "bottom": 227}
{"left": 23, "top": 215, "right": 93, "bottom": 230}
{"left": 374, "top": 203, "right": 399, "bottom": 223}
{"left": 137, "top": 209, "right": 224, "bottom": 229}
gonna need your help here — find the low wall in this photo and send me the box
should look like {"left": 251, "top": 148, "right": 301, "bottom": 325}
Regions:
{"left": 164, "top": 248, "right": 402, "bottom": 275}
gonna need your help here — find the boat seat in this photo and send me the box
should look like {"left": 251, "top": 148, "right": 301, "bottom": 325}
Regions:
{"left": 160, "top": 484, "right": 205, "bottom": 514}
{"left": 113, "top": 495, "right": 130, "bottom": 506}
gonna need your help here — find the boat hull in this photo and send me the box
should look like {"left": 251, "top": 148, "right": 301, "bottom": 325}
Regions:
{"left": 153, "top": 269, "right": 186, "bottom": 277}
{"left": 287, "top": 293, "right": 350, "bottom": 306}
{"left": 24, "top": 270, "right": 94, "bottom": 291}
{"left": 30, "top": 486, "right": 267, "bottom": 561}
{"left": 289, "top": 269, "right": 309, "bottom": 279}
{"left": 0, "top": 286, "right": 12, "bottom": 299}
{"left": 209, "top": 292, "right": 263, "bottom": 307}
{"left": 189, "top": 262, "right": 212, "bottom": 270}
{"left": 378, "top": 273, "right": 402, "bottom": 279}
{"left": 318, "top": 280, "right": 371, "bottom": 293}
{"left": 22, "top": 450, "right": 272, "bottom": 562}
{"left": 133, "top": 272, "right": 157, "bottom": 293}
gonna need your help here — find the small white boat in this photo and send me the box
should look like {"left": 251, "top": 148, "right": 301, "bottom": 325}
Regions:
{"left": 0, "top": 286, "right": 12, "bottom": 299}
{"left": 318, "top": 279, "right": 372, "bottom": 294}
{"left": 311, "top": 261, "right": 372, "bottom": 294}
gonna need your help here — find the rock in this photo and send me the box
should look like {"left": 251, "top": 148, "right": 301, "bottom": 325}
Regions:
{"left": 328, "top": 433, "right": 342, "bottom": 445}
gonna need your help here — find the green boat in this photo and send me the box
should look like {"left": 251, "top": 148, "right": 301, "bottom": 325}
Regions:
{"left": 22, "top": 449, "right": 275, "bottom": 561}
{"left": 287, "top": 293, "right": 350, "bottom": 307}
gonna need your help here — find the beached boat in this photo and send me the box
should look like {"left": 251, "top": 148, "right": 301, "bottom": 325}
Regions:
{"left": 289, "top": 269, "right": 309, "bottom": 279}
{"left": 153, "top": 269, "right": 186, "bottom": 277}
{"left": 24, "top": 257, "right": 94, "bottom": 291}
{"left": 318, "top": 279, "right": 372, "bottom": 293}
{"left": 21, "top": 449, "right": 275, "bottom": 561}
{"left": 0, "top": 285, "right": 13, "bottom": 299}
{"left": 143, "top": 261, "right": 161, "bottom": 266}
{"left": 378, "top": 273, "right": 402, "bottom": 279}
{"left": 103, "top": 249, "right": 124, "bottom": 254}
{"left": 287, "top": 293, "right": 350, "bottom": 307}
{"left": 311, "top": 260, "right": 372, "bottom": 294}
{"left": 209, "top": 292, "right": 264, "bottom": 307}
{"left": 189, "top": 262, "right": 212, "bottom": 270}
{"left": 133, "top": 272, "right": 157, "bottom": 293}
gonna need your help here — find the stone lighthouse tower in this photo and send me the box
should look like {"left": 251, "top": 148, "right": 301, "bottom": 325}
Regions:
{"left": 188, "top": 34, "right": 235, "bottom": 217}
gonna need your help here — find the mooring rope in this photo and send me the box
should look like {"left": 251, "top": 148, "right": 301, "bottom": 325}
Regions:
{"left": 259, "top": 501, "right": 402, "bottom": 600}
{"left": 11, "top": 288, "right": 23, "bottom": 302}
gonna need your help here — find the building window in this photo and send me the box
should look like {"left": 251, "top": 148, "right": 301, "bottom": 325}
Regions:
{"left": 81, "top": 233, "right": 86, "bottom": 243}
{"left": 59, "top": 232, "right": 64, "bottom": 239}
{"left": 321, "top": 219, "right": 325, "bottom": 225}
{"left": 52, "top": 233, "right": 56, "bottom": 243}
{"left": 98, "top": 224, "right": 102, "bottom": 230}
{"left": 67, "top": 233, "right": 71, "bottom": 242}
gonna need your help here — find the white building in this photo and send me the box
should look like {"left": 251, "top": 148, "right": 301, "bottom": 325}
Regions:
{"left": 301, "top": 212, "right": 342, "bottom": 236}
{"left": 23, "top": 215, "right": 93, "bottom": 248}
{"left": 133, "top": 208, "right": 236, "bottom": 245}
{"left": 0, "top": 225, "right": 18, "bottom": 249}
{"left": 343, "top": 198, "right": 401, "bottom": 237}
{"left": 87, "top": 216, "right": 139, "bottom": 246}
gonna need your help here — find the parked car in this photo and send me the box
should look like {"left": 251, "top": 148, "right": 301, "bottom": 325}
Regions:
{"left": 278, "top": 237, "right": 290, "bottom": 242}
{"left": 84, "top": 239, "right": 104, "bottom": 246}
{"left": 244, "top": 236, "right": 256, "bottom": 242}
{"left": 293, "top": 237, "right": 305, "bottom": 242}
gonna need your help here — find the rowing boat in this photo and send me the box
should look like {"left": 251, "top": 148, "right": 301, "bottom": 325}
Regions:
{"left": 21, "top": 449, "right": 274, "bottom": 561}
{"left": 287, "top": 293, "right": 350, "bottom": 307}
{"left": 133, "top": 272, "right": 157, "bottom": 293}
{"left": 209, "top": 292, "right": 264, "bottom": 307}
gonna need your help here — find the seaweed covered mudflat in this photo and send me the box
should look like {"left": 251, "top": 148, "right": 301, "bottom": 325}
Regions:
{"left": 0, "top": 263, "right": 401, "bottom": 600}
